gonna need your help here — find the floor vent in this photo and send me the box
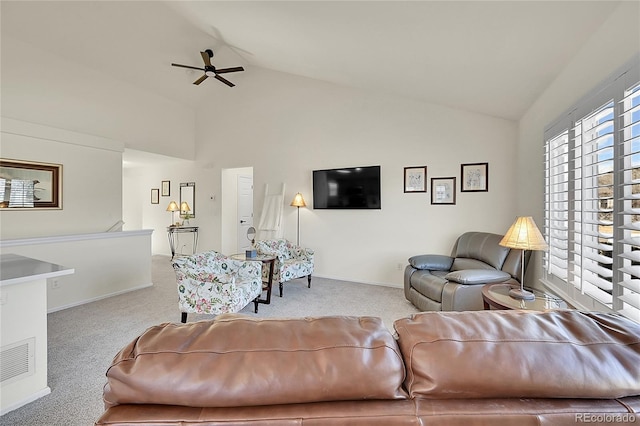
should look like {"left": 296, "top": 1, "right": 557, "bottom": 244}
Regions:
{"left": 0, "top": 338, "right": 35, "bottom": 385}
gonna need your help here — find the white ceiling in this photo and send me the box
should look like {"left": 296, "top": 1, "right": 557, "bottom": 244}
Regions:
{"left": 1, "top": 1, "right": 621, "bottom": 121}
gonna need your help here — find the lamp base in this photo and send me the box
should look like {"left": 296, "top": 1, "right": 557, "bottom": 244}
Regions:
{"left": 509, "top": 287, "right": 535, "bottom": 301}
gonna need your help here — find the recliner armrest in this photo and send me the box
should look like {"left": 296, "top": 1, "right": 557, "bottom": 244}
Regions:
{"left": 408, "top": 255, "right": 454, "bottom": 271}
{"left": 444, "top": 269, "right": 510, "bottom": 285}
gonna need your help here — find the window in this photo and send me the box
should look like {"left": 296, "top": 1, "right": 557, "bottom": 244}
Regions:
{"left": 543, "top": 58, "right": 640, "bottom": 323}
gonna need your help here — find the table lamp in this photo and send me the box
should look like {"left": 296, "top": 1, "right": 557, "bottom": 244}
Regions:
{"left": 166, "top": 201, "right": 179, "bottom": 226}
{"left": 290, "top": 192, "right": 306, "bottom": 245}
{"left": 180, "top": 201, "right": 192, "bottom": 225}
{"left": 499, "top": 216, "right": 548, "bottom": 300}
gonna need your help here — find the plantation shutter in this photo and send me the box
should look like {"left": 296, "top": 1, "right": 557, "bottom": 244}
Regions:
{"left": 8, "top": 179, "right": 35, "bottom": 208}
{"left": 573, "top": 101, "right": 615, "bottom": 304}
{"left": 544, "top": 131, "right": 570, "bottom": 282}
{"left": 618, "top": 82, "right": 640, "bottom": 320}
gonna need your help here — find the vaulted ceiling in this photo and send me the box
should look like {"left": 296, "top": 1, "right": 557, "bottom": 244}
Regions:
{"left": 1, "top": 1, "right": 622, "bottom": 121}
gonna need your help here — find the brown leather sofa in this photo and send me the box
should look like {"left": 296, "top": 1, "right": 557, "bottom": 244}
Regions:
{"left": 96, "top": 310, "right": 640, "bottom": 425}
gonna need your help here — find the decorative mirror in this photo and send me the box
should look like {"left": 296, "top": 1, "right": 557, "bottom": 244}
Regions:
{"left": 179, "top": 182, "right": 195, "bottom": 218}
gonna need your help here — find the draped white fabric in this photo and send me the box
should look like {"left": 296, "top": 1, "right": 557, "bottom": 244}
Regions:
{"left": 257, "top": 183, "right": 285, "bottom": 240}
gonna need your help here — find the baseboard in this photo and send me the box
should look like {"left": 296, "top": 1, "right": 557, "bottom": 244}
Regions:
{"left": 313, "top": 274, "right": 403, "bottom": 289}
{"left": 47, "top": 282, "right": 154, "bottom": 314}
{"left": 0, "top": 386, "right": 51, "bottom": 416}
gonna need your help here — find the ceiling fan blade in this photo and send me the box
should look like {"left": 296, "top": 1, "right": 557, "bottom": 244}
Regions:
{"left": 200, "top": 51, "right": 212, "bottom": 67}
{"left": 193, "top": 74, "right": 208, "bottom": 85}
{"left": 215, "top": 74, "right": 235, "bottom": 87}
{"left": 172, "top": 63, "right": 205, "bottom": 71}
{"left": 215, "top": 66, "right": 245, "bottom": 74}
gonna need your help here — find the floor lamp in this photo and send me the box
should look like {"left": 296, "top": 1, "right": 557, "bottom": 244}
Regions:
{"left": 290, "top": 192, "right": 306, "bottom": 245}
{"left": 499, "top": 216, "right": 548, "bottom": 300}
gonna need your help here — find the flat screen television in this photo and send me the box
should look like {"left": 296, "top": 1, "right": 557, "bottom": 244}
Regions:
{"left": 313, "top": 165, "right": 381, "bottom": 209}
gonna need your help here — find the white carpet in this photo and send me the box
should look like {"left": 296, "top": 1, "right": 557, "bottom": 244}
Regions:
{"left": 0, "top": 255, "right": 419, "bottom": 426}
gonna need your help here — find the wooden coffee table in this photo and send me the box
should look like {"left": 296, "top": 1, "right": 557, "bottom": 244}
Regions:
{"left": 482, "top": 283, "right": 569, "bottom": 311}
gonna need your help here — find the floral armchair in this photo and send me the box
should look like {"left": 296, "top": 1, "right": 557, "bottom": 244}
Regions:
{"left": 172, "top": 251, "right": 262, "bottom": 323}
{"left": 254, "top": 239, "right": 314, "bottom": 297}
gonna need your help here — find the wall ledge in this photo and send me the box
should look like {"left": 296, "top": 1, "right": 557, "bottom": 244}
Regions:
{"left": 0, "top": 229, "right": 154, "bottom": 248}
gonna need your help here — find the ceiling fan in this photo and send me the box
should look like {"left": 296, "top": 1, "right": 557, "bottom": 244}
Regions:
{"left": 171, "top": 49, "right": 244, "bottom": 87}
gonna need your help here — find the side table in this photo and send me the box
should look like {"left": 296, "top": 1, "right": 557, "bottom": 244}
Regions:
{"left": 230, "top": 253, "right": 276, "bottom": 313}
{"left": 482, "top": 283, "right": 569, "bottom": 311}
{"left": 167, "top": 226, "right": 199, "bottom": 259}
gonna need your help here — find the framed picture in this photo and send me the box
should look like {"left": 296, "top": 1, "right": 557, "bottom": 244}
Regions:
{"left": 461, "top": 162, "right": 488, "bottom": 192}
{"left": 404, "top": 166, "right": 427, "bottom": 193}
{"left": 431, "top": 177, "right": 456, "bottom": 205}
{"left": 151, "top": 188, "right": 160, "bottom": 204}
{"left": 0, "top": 158, "right": 62, "bottom": 209}
{"left": 161, "top": 180, "right": 170, "bottom": 197}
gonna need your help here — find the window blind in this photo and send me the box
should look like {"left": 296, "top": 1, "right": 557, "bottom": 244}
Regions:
{"left": 543, "top": 58, "right": 640, "bottom": 323}
{"left": 618, "top": 82, "right": 640, "bottom": 318}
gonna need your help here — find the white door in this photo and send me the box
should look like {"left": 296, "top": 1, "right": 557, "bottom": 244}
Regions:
{"left": 237, "top": 175, "right": 254, "bottom": 252}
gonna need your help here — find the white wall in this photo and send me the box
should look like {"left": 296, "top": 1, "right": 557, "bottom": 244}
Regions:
{"left": 190, "top": 68, "right": 518, "bottom": 287}
{"left": 0, "top": 120, "right": 154, "bottom": 312}
{"left": 0, "top": 118, "right": 124, "bottom": 239}
{"left": 1, "top": 230, "right": 153, "bottom": 312}
{"left": 123, "top": 159, "right": 201, "bottom": 255}
{"left": 517, "top": 1, "right": 640, "bottom": 288}
{"left": 1, "top": 36, "right": 196, "bottom": 160}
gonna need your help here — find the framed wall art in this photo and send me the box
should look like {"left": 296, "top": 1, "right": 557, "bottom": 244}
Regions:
{"left": 461, "top": 162, "right": 488, "bottom": 192}
{"left": 404, "top": 166, "right": 427, "bottom": 193}
{"left": 0, "top": 158, "right": 62, "bottom": 209}
{"left": 431, "top": 177, "right": 456, "bottom": 205}
{"left": 151, "top": 188, "right": 160, "bottom": 204}
{"left": 161, "top": 180, "right": 170, "bottom": 197}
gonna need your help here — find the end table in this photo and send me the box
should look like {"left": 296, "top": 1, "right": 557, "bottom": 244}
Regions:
{"left": 482, "top": 283, "right": 569, "bottom": 311}
{"left": 230, "top": 253, "right": 276, "bottom": 313}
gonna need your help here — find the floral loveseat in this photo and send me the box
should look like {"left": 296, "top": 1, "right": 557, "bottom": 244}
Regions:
{"left": 172, "top": 251, "right": 262, "bottom": 323}
{"left": 254, "top": 239, "right": 314, "bottom": 297}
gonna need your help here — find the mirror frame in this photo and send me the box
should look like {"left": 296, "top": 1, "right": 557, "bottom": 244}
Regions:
{"left": 179, "top": 182, "right": 195, "bottom": 218}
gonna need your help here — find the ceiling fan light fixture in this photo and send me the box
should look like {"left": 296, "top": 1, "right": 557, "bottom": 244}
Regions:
{"left": 172, "top": 49, "right": 243, "bottom": 87}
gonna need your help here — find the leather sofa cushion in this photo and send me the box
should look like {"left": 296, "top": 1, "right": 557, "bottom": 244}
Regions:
{"left": 409, "top": 270, "right": 448, "bottom": 302}
{"left": 445, "top": 269, "right": 510, "bottom": 285}
{"left": 394, "top": 310, "right": 640, "bottom": 399}
{"left": 103, "top": 315, "right": 408, "bottom": 409}
{"left": 451, "top": 257, "right": 496, "bottom": 272}
{"left": 453, "top": 232, "right": 510, "bottom": 270}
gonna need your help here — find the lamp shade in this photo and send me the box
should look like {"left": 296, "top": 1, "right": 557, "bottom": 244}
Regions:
{"left": 499, "top": 216, "right": 548, "bottom": 251}
{"left": 166, "top": 201, "right": 179, "bottom": 212}
{"left": 290, "top": 192, "right": 307, "bottom": 208}
{"left": 180, "top": 201, "right": 191, "bottom": 213}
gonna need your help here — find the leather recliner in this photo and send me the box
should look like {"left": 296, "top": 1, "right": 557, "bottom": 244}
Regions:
{"left": 404, "top": 231, "right": 527, "bottom": 311}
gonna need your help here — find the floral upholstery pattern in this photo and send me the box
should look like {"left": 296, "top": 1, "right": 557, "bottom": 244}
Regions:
{"left": 254, "top": 239, "right": 314, "bottom": 296}
{"left": 172, "top": 251, "right": 262, "bottom": 320}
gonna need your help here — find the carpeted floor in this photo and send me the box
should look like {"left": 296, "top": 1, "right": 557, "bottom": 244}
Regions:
{"left": 0, "top": 255, "right": 419, "bottom": 426}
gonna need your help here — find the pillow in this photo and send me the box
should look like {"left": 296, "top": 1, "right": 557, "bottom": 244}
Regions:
{"left": 444, "top": 269, "right": 510, "bottom": 285}
{"left": 408, "top": 255, "right": 454, "bottom": 271}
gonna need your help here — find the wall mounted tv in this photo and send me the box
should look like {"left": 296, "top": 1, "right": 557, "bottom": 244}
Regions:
{"left": 313, "top": 165, "right": 381, "bottom": 209}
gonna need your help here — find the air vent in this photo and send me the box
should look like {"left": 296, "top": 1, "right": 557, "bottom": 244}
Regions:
{"left": 0, "top": 338, "right": 35, "bottom": 384}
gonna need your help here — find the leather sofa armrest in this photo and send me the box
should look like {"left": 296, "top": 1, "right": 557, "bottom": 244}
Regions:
{"left": 444, "top": 269, "right": 510, "bottom": 285}
{"left": 408, "top": 255, "right": 454, "bottom": 271}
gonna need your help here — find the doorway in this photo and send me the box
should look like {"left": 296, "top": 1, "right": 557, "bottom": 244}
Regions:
{"left": 221, "top": 167, "right": 253, "bottom": 254}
